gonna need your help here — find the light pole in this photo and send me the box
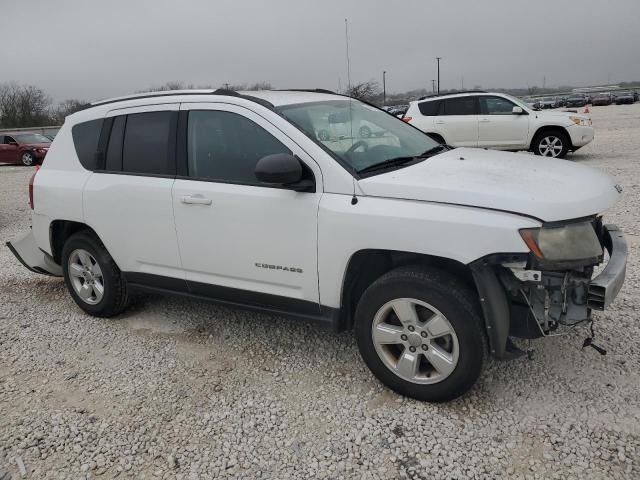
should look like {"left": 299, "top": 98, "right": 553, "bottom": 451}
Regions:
{"left": 436, "top": 57, "right": 442, "bottom": 95}
{"left": 382, "top": 71, "right": 387, "bottom": 106}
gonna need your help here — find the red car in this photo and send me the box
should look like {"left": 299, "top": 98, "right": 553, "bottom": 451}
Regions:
{"left": 0, "top": 132, "right": 51, "bottom": 166}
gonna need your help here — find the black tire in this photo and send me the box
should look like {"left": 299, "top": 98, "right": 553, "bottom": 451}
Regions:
{"left": 21, "top": 152, "right": 35, "bottom": 166}
{"left": 532, "top": 129, "right": 570, "bottom": 159}
{"left": 359, "top": 126, "right": 371, "bottom": 138}
{"left": 317, "top": 129, "right": 330, "bottom": 141}
{"left": 354, "top": 266, "right": 487, "bottom": 402}
{"left": 61, "top": 231, "right": 129, "bottom": 317}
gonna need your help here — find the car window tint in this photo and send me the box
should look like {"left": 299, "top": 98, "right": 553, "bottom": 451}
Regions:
{"left": 122, "top": 111, "right": 173, "bottom": 175}
{"left": 71, "top": 119, "right": 104, "bottom": 170}
{"left": 105, "top": 116, "right": 126, "bottom": 171}
{"left": 479, "top": 96, "right": 516, "bottom": 115}
{"left": 187, "top": 110, "right": 291, "bottom": 184}
{"left": 442, "top": 97, "right": 477, "bottom": 115}
{"left": 418, "top": 100, "right": 441, "bottom": 116}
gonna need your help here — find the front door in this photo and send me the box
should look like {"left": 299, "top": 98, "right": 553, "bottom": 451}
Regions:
{"left": 172, "top": 103, "right": 322, "bottom": 308}
{"left": 477, "top": 96, "right": 530, "bottom": 149}
{"left": 0, "top": 135, "right": 20, "bottom": 163}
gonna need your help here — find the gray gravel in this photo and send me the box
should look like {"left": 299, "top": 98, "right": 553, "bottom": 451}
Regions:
{"left": 1, "top": 104, "right": 639, "bottom": 479}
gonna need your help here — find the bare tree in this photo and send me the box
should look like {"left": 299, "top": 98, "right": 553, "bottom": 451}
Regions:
{"left": 347, "top": 81, "right": 381, "bottom": 102}
{"left": 247, "top": 81, "right": 273, "bottom": 91}
{"left": 0, "top": 83, "right": 53, "bottom": 128}
{"left": 53, "top": 99, "right": 89, "bottom": 123}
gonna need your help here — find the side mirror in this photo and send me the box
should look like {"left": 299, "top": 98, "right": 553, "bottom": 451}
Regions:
{"left": 255, "top": 153, "right": 314, "bottom": 192}
{"left": 512, "top": 106, "right": 524, "bottom": 115}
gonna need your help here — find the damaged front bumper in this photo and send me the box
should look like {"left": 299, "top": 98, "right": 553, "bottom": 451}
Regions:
{"left": 6, "top": 229, "right": 62, "bottom": 276}
{"left": 471, "top": 224, "right": 627, "bottom": 359}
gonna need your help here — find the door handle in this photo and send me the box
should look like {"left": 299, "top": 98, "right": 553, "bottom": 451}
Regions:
{"left": 181, "top": 194, "right": 212, "bottom": 205}
{"left": 479, "top": 118, "right": 490, "bottom": 123}
{"left": 435, "top": 120, "right": 445, "bottom": 124}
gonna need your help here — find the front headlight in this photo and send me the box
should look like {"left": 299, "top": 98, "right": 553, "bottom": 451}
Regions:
{"left": 570, "top": 116, "right": 591, "bottom": 126}
{"left": 520, "top": 222, "right": 602, "bottom": 261}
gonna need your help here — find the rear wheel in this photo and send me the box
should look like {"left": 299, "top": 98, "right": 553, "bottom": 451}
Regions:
{"left": 21, "top": 152, "right": 34, "bottom": 166}
{"left": 354, "top": 266, "right": 487, "bottom": 402}
{"left": 532, "top": 129, "right": 570, "bottom": 158}
{"left": 62, "top": 232, "right": 129, "bottom": 317}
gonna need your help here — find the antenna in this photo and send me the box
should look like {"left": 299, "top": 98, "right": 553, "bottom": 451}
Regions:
{"left": 345, "top": 19, "right": 352, "bottom": 91}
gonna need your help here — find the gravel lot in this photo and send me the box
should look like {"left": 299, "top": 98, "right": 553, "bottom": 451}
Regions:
{"left": 1, "top": 104, "right": 639, "bottom": 479}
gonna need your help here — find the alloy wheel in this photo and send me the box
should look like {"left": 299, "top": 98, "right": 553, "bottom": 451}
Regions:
{"left": 371, "top": 298, "right": 459, "bottom": 384}
{"left": 68, "top": 249, "right": 105, "bottom": 305}
{"left": 22, "top": 153, "right": 34, "bottom": 166}
{"left": 538, "top": 136, "right": 563, "bottom": 157}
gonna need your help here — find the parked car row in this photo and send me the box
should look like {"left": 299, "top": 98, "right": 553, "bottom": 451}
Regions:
{"left": 522, "top": 91, "right": 638, "bottom": 109}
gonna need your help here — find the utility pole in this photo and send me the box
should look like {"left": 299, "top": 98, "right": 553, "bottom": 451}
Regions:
{"left": 543, "top": 76, "right": 546, "bottom": 90}
{"left": 436, "top": 57, "right": 442, "bottom": 95}
{"left": 431, "top": 79, "right": 436, "bottom": 93}
{"left": 461, "top": 76, "right": 464, "bottom": 91}
{"left": 382, "top": 71, "right": 386, "bottom": 106}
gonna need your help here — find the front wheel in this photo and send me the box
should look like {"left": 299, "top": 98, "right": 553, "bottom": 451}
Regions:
{"left": 354, "top": 266, "right": 487, "bottom": 402}
{"left": 532, "top": 129, "right": 570, "bottom": 158}
{"left": 359, "top": 126, "right": 372, "bottom": 138}
{"left": 21, "top": 152, "right": 35, "bottom": 166}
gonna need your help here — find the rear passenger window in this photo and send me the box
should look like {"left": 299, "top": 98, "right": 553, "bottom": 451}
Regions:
{"left": 122, "top": 112, "right": 174, "bottom": 175}
{"left": 418, "top": 100, "right": 441, "bottom": 116}
{"left": 72, "top": 119, "right": 103, "bottom": 170}
{"left": 187, "top": 110, "right": 290, "bottom": 184}
{"left": 442, "top": 97, "right": 477, "bottom": 116}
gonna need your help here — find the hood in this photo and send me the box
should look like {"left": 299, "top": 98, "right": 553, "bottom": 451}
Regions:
{"left": 534, "top": 110, "right": 587, "bottom": 124}
{"left": 358, "top": 148, "right": 621, "bottom": 222}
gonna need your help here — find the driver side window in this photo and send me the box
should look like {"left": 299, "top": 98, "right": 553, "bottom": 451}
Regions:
{"left": 479, "top": 96, "right": 516, "bottom": 115}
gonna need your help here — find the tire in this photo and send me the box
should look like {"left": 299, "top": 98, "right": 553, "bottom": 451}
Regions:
{"left": 532, "top": 129, "right": 570, "bottom": 159}
{"left": 359, "top": 126, "right": 371, "bottom": 138}
{"left": 354, "top": 266, "right": 487, "bottom": 402}
{"left": 21, "top": 152, "right": 34, "bottom": 166}
{"left": 61, "top": 231, "right": 129, "bottom": 317}
{"left": 317, "top": 129, "right": 330, "bottom": 141}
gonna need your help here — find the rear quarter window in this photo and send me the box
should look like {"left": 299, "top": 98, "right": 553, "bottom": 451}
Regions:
{"left": 71, "top": 119, "right": 104, "bottom": 170}
{"left": 418, "top": 100, "right": 441, "bottom": 116}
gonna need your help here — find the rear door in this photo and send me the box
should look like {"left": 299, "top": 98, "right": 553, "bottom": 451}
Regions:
{"left": 437, "top": 97, "right": 479, "bottom": 147}
{"left": 83, "top": 104, "right": 185, "bottom": 285}
{"left": 477, "top": 95, "right": 530, "bottom": 149}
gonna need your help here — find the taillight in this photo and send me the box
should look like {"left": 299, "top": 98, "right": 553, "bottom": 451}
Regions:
{"left": 402, "top": 117, "right": 412, "bottom": 123}
{"left": 29, "top": 165, "right": 40, "bottom": 210}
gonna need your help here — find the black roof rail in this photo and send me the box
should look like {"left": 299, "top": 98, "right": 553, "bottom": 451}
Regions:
{"left": 276, "top": 88, "right": 336, "bottom": 94}
{"left": 418, "top": 90, "right": 487, "bottom": 100}
{"left": 90, "top": 89, "right": 274, "bottom": 109}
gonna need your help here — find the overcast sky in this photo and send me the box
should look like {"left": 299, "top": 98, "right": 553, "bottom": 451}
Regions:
{"left": 2, "top": 0, "right": 639, "bottom": 102}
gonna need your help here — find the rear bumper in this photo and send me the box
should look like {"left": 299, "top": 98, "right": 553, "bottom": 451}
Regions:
{"left": 6, "top": 229, "right": 62, "bottom": 276}
{"left": 588, "top": 224, "right": 627, "bottom": 310}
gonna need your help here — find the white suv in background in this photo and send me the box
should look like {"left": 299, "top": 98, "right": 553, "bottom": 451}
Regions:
{"left": 404, "top": 92, "right": 594, "bottom": 158}
{"left": 7, "top": 89, "right": 625, "bottom": 402}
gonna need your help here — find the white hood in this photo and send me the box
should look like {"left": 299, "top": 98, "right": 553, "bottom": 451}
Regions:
{"left": 358, "top": 148, "right": 621, "bottom": 222}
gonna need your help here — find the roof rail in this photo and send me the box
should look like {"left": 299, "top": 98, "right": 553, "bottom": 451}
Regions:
{"left": 418, "top": 90, "right": 487, "bottom": 100}
{"left": 277, "top": 88, "right": 337, "bottom": 95}
{"left": 90, "top": 89, "right": 274, "bottom": 109}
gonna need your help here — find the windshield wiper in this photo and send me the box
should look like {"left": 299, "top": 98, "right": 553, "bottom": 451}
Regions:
{"left": 357, "top": 145, "right": 450, "bottom": 175}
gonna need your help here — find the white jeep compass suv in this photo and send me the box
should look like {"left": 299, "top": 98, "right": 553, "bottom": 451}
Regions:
{"left": 8, "top": 89, "right": 626, "bottom": 402}
{"left": 404, "top": 91, "right": 594, "bottom": 158}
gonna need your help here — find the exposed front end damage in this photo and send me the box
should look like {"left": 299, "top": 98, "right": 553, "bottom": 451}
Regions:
{"left": 471, "top": 222, "right": 627, "bottom": 359}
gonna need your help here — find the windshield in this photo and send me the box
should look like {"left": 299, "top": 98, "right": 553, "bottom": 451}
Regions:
{"left": 15, "top": 133, "right": 50, "bottom": 144}
{"left": 277, "top": 99, "right": 439, "bottom": 174}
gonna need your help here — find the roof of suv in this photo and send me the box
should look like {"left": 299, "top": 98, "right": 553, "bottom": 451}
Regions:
{"left": 412, "top": 91, "right": 492, "bottom": 104}
{"left": 89, "top": 89, "right": 344, "bottom": 109}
